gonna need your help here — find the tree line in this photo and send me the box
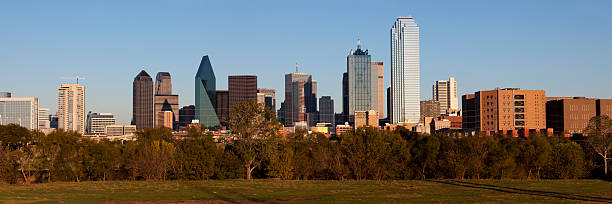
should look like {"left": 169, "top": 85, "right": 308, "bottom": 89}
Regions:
{"left": 0, "top": 100, "right": 610, "bottom": 183}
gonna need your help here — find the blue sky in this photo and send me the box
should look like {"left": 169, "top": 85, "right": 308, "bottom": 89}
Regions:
{"left": 1, "top": 0, "right": 611, "bottom": 124}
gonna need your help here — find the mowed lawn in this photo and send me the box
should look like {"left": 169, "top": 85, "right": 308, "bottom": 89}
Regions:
{"left": 1, "top": 179, "right": 611, "bottom": 203}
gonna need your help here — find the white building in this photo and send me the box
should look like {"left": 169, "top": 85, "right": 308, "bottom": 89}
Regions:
{"left": 86, "top": 112, "right": 116, "bottom": 135}
{"left": 58, "top": 84, "right": 86, "bottom": 134}
{"left": 433, "top": 77, "right": 458, "bottom": 114}
{"left": 38, "top": 108, "right": 50, "bottom": 129}
{"left": 0, "top": 95, "right": 39, "bottom": 130}
{"left": 391, "top": 16, "right": 420, "bottom": 124}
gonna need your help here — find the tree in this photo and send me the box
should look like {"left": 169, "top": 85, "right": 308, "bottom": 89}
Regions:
{"left": 518, "top": 135, "right": 552, "bottom": 179}
{"left": 549, "top": 142, "right": 586, "bottom": 179}
{"left": 228, "top": 100, "right": 282, "bottom": 180}
{"left": 0, "top": 124, "right": 37, "bottom": 184}
{"left": 176, "top": 128, "right": 217, "bottom": 180}
{"left": 584, "top": 115, "right": 612, "bottom": 176}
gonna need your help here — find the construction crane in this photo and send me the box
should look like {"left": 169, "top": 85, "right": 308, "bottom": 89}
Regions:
{"left": 60, "top": 76, "right": 86, "bottom": 84}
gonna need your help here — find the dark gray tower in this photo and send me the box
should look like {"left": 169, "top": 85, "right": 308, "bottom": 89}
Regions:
{"left": 195, "top": 56, "right": 220, "bottom": 128}
{"left": 133, "top": 70, "right": 154, "bottom": 129}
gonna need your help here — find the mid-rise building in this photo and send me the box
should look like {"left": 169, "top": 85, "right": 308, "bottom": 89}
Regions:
{"left": 335, "top": 123, "right": 352, "bottom": 135}
{"left": 154, "top": 72, "right": 179, "bottom": 128}
{"left": 58, "top": 84, "right": 85, "bottom": 134}
{"left": 347, "top": 40, "right": 378, "bottom": 122}
{"left": 86, "top": 112, "right": 116, "bottom": 135}
{"left": 0, "top": 95, "right": 39, "bottom": 130}
{"left": 195, "top": 56, "right": 220, "bottom": 128}
{"left": 598, "top": 99, "right": 612, "bottom": 117}
{"left": 257, "top": 88, "right": 276, "bottom": 111}
{"left": 433, "top": 77, "right": 458, "bottom": 114}
{"left": 319, "top": 96, "right": 334, "bottom": 125}
{"left": 38, "top": 108, "right": 50, "bottom": 130}
{"left": 391, "top": 17, "right": 420, "bottom": 124}
{"left": 462, "top": 88, "right": 546, "bottom": 136}
{"left": 546, "top": 97, "right": 612, "bottom": 135}
{"left": 228, "top": 75, "right": 258, "bottom": 111}
{"left": 372, "top": 62, "right": 385, "bottom": 118}
{"left": 178, "top": 105, "right": 195, "bottom": 127}
{"left": 420, "top": 100, "right": 441, "bottom": 122}
{"left": 440, "top": 115, "right": 462, "bottom": 130}
{"left": 133, "top": 71, "right": 154, "bottom": 130}
{"left": 354, "top": 110, "right": 379, "bottom": 128}
{"left": 105, "top": 125, "right": 137, "bottom": 137}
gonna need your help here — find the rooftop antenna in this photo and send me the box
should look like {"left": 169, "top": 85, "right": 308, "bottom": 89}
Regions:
{"left": 61, "top": 75, "right": 86, "bottom": 84}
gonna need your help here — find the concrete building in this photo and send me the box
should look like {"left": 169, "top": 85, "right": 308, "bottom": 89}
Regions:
{"left": 58, "top": 84, "right": 86, "bottom": 134}
{"left": 440, "top": 115, "right": 462, "bottom": 130}
{"left": 319, "top": 96, "right": 334, "bottom": 125}
{"left": 546, "top": 97, "right": 612, "bottom": 135}
{"left": 0, "top": 95, "right": 39, "bottom": 130}
{"left": 391, "top": 17, "right": 420, "bottom": 124}
{"left": 133, "top": 70, "right": 153, "bottom": 130}
{"left": 335, "top": 123, "right": 352, "bottom": 135}
{"left": 195, "top": 56, "right": 220, "bottom": 128}
{"left": 154, "top": 72, "right": 179, "bottom": 128}
{"left": 284, "top": 71, "right": 316, "bottom": 127}
{"left": 420, "top": 100, "right": 441, "bottom": 122}
{"left": 372, "top": 62, "right": 385, "bottom": 118}
{"left": 462, "top": 88, "right": 546, "bottom": 136}
{"left": 354, "top": 110, "right": 379, "bottom": 128}
{"left": 105, "top": 125, "right": 137, "bottom": 137}
{"left": 86, "top": 112, "right": 116, "bottom": 135}
{"left": 598, "top": 99, "right": 612, "bottom": 117}
{"left": 156, "top": 111, "right": 173, "bottom": 129}
{"left": 38, "top": 108, "right": 50, "bottom": 130}
{"left": 433, "top": 77, "right": 458, "bottom": 114}
{"left": 347, "top": 40, "right": 377, "bottom": 122}
{"left": 257, "top": 88, "right": 276, "bottom": 111}
{"left": 229, "top": 75, "right": 257, "bottom": 111}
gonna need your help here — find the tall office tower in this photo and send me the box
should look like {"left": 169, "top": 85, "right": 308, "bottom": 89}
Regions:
{"left": 387, "top": 86, "right": 392, "bottom": 120}
{"left": 0, "top": 95, "right": 39, "bottom": 130}
{"left": 306, "top": 80, "right": 317, "bottom": 113}
{"left": 462, "top": 88, "right": 546, "bottom": 136}
{"left": 319, "top": 96, "right": 334, "bottom": 125}
{"left": 391, "top": 16, "right": 420, "bottom": 124}
{"left": 58, "top": 84, "right": 86, "bottom": 133}
{"left": 284, "top": 72, "right": 315, "bottom": 126}
{"left": 178, "top": 105, "right": 195, "bottom": 127}
{"left": 86, "top": 112, "right": 116, "bottom": 135}
{"left": 154, "top": 72, "right": 179, "bottom": 128}
{"left": 38, "top": 108, "right": 50, "bottom": 129}
{"left": 228, "top": 75, "right": 257, "bottom": 112}
{"left": 342, "top": 72, "right": 349, "bottom": 123}
{"left": 347, "top": 40, "right": 377, "bottom": 122}
{"left": 372, "top": 62, "right": 385, "bottom": 118}
{"left": 257, "top": 88, "right": 276, "bottom": 111}
{"left": 433, "top": 77, "right": 458, "bottom": 114}
{"left": 133, "top": 70, "right": 154, "bottom": 130}
{"left": 215, "top": 90, "right": 229, "bottom": 123}
{"left": 195, "top": 56, "right": 220, "bottom": 128}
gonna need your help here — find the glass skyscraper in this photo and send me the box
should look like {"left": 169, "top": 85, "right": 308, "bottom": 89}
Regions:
{"left": 347, "top": 40, "right": 377, "bottom": 121}
{"left": 0, "top": 96, "right": 39, "bottom": 130}
{"left": 391, "top": 17, "right": 420, "bottom": 124}
{"left": 195, "top": 55, "right": 220, "bottom": 128}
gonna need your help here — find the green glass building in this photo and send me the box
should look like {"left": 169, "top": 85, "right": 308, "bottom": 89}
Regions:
{"left": 195, "top": 55, "right": 220, "bottom": 128}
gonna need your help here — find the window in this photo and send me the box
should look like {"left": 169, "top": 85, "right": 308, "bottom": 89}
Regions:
{"left": 514, "top": 95, "right": 525, "bottom": 99}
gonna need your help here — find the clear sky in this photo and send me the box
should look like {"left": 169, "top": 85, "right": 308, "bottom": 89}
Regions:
{"left": 1, "top": 0, "right": 611, "bottom": 124}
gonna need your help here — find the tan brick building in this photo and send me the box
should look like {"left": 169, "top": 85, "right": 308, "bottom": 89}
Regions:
{"left": 462, "top": 88, "right": 546, "bottom": 136}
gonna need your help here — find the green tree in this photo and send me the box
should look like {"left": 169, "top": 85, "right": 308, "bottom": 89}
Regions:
{"left": 584, "top": 115, "right": 612, "bottom": 176}
{"left": 549, "top": 141, "right": 586, "bottom": 179}
{"left": 81, "top": 139, "right": 120, "bottom": 181}
{"left": 176, "top": 128, "right": 217, "bottom": 180}
{"left": 518, "top": 135, "right": 552, "bottom": 179}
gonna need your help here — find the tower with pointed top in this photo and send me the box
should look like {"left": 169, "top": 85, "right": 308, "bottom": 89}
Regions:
{"left": 154, "top": 72, "right": 179, "bottom": 128}
{"left": 195, "top": 56, "right": 220, "bottom": 128}
{"left": 133, "top": 70, "right": 154, "bottom": 129}
{"left": 391, "top": 16, "right": 420, "bottom": 124}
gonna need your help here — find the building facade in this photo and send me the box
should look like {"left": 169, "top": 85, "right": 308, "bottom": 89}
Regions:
{"left": 133, "top": 70, "right": 153, "bottom": 130}
{"left": 58, "top": 84, "right": 86, "bottom": 134}
{"left": 547, "top": 97, "right": 612, "bottom": 135}
{"left": 433, "top": 77, "right": 458, "bottom": 114}
{"left": 372, "top": 62, "right": 385, "bottom": 118}
{"left": 154, "top": 72, "right": 179, "bottom": 128}
{"left": 215, "top": 90, "right": 229, "bottom": 124}
{"left": 420, "top": 100, "right": 441, "bottom": 122}
{"left": 178, "top": 105, "right": 195, "bottom": 127}
{"left": 105, "top": 125, "right": 137, "bottom": 137}
{"left": 0, "top": 95, "right": 39, "bottom": 130}
{"left": 86, "top": 112, "right": 116, "bottom": 135}
{"left": 228, "top": 75, "right": 258, "bottom": 111}
{"left": 342, "top": 72, "right": 349, "bottom": 123}
{"left": 462, "top": 88, "right": 546, "bottom": 136}
{"left": 38, "top": 108, "right": 50, "bottom": 129}
{"left": 195, "top": 56, "right": 220, "bottom": 128}
{"left": 258, "top": 88, "right": 276, "bottom": 111}
{"left": 156, "top": 111, "right": 173, "bottom": 129}
{"left": 319, "top": 96, "right": 334, "bottom": 125}
{"left": 348, "top": 40, "right": 377, "bottom": 122}
{"left": 391, "top": 17, "right": 420, "bottom": 124}
{"left": 284, "top": 72, "right": 315, "bottom": 127}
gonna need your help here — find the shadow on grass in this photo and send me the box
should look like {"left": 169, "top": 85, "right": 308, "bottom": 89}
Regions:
{"left": 428, "top": 180, "right": 612, "bottom": 203}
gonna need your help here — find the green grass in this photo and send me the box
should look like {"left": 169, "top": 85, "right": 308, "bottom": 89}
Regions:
{"left": 1, "top": 179, "right": 611, "bottom": 203}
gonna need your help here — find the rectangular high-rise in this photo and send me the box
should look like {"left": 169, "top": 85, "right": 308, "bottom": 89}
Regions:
{"left": 372, "top": 62, "right": 385, "bottom": 118}
{"left": 319, "top": 96, "right": 334, "bottom": 125}
{"left": 133, "top": 70, "right": 153, "bottom": 129}
{"left": 154, "top": 72, "right": 179, "bottom": 127}
{"left": 434, "top": 77, "right": 458, "bottom": 114}
{"left": 58, "top": 84, "right": 86, "bottom": 134}
{"left": 284, "top": 72, "right": 315, "bottom": 127}
{"left": 462, "top": 88, "right": 546, "bottom": 136}
{"left": 347, "top": 40, "right": 377, "bottom": 122}
{"left": 228, "top": 75, "right": 257, "bottom": 111}
{"left": 391, "top": 17, "right": 420, "bottom": 124}
{"left": 215, "top": 90, "right": 229, "bottom": 123}
{"left": 0, "top": 96, "right": 39, "bottom": 130}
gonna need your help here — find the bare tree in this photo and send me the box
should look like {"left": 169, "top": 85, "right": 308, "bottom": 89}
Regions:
{"left": 584, "top": 115, "right": 612, "bottom": 176}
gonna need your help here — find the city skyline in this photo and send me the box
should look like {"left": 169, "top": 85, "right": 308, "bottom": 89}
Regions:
{"left": 2, "top": 1, "right": 612, "bottom": 124}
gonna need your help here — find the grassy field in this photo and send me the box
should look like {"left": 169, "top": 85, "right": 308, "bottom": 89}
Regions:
{"left": 1, "top": 179, "right": 611, "bottom": 203}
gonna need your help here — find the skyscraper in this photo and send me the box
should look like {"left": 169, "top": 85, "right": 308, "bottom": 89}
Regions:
{"left": 391, "top": 16, "right": 420, "bottom": 124}
{"left": 58, "top": 84, "right": 86, "bottom": 133}
{"left": 342, "top": 72, "right": 349, "bottom": 123}
{"left": 195, "top": 56, "right": 220, "bottom": 128}
{"left": 319, "top": 96, "right": 334, "bottom": 125}
{"left": 154, "top": 72, "right": 179, "bottom": 128}
{"left": 347, "top": 40, "right": 377, "bottom": 122}
{"left": 372, "top": 62, "right": 385, "bottom": 118}
{"left": 284, "top": 71, "right": 315, "bottom": 127}
{"left": 228, "top": 75, "right": 258, "bottom": 111}
{"left": 133, "top": 70, "right": 154, "bottom": 130}
{"left": 0, "top": 95, "right": 39, "bottom": 130}
{"left": 215, "top": 90, "right": 229, "bottom": 124}
{"left": 433, "top": 77, "right": 458, "bottom": 114}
